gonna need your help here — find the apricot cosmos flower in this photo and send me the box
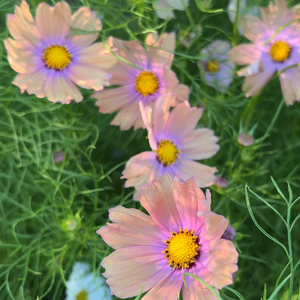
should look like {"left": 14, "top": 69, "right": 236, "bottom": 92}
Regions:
{"left": 228, "top": 0, "right": 300, "bottom": 105}
{"left": 5, "top": 1, "right": 116, "bottom": 103}
{"left": 122, "top": 94, "right": 219, "bottom": 200}
{"left": 92, "top": 33, "right": 189, "bottom": 130}
{"left": 97, "top": 173, "right": 238, "bottom": 299}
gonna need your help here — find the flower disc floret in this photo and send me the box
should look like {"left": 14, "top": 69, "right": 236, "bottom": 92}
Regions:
{"left": 135, "top": 71, "right": 159, "bottom": 96}
{"left": 156, "top": 139, "right": 179, "bottom": 166}
{"left": 206, "top": 60, "right": 220, "bottom": 72}
{"left": 43, "top": 45, "right": 72, "bottom": 70}
{"left": 76, "top": 290, "right": 88, "bottom": 300}
{"left": 269, "top": 41, "right": 291, "bottom": 62}
{"left": 163, "top": 228, "right": 199, "bottom": 269}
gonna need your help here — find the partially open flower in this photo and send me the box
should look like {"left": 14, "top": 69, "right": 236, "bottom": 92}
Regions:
{"left": 238, "top": 133, "right": 254, "bottom": 146}
{"left": 98, "top": 173, "right": 238, "bottom": 299}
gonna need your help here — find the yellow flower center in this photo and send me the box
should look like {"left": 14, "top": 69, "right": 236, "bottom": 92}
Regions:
{"left": 43, "top": 45, "right": 72, "bottom": 70}
{"left": 269, "top": 41, "right": 291, "bottom": 62}
{"left": 135, "top": 71, "right": 159, "bottom": 96}
{"left": 163, "top": 228, "right": 199, "bottom": 269}
{"left": 76, "top": 290, "right": 88, "bottom": 300}
{"left": 156, "top": 140, "right": 179, "bottom": 166}
{"left": 206, "top": 60, "right": 219, "bottom": 72}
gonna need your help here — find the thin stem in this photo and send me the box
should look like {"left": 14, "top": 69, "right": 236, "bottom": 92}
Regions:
{"left": 241, "top": 94, "right": 260, "bottom": 131}
{"left": 232, "top": 0, "right": 240, "bottom": 46}
{"left": 287, "top": 198, "right": 294, "bottom": 300}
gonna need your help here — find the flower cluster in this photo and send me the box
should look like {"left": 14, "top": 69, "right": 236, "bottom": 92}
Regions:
{"left": 6, "top": 0, "right": 299, "bottom": 299}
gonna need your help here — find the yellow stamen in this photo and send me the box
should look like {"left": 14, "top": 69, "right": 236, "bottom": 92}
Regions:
{"left": 135, "top": 71, "right": 159, "bottom": 96}
{"left": 269, "top": 41, "right": 291, "bottom": 62}
{"left": 43, "top": 45, "right": 72, "bottom": 70}
{"left": 162, "top": 228, "right": 199, "bottom": 269}
{"left": 156, "top": 140, "right": 179, "bottom": 166}
{"left": 76, "top": 290, "right": 88, "bottom": 300}
{"left": 206, "top": 60, "right": 219, "bottom": 72}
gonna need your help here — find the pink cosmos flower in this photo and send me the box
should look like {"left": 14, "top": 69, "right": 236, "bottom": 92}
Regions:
{"left": 92, "top": 33, "right": 190, "bottom": 130}
{"left": 122, "top": 94, "right": 219, "bottom": 200}
{"left": 97, "top": 173, "right": 238, "bottom": 299}
{"left": 228, "top": 0, "right": 300, "bottom": 105}
{"left": 5, "top": 1, "right": 117, "bottom": 103}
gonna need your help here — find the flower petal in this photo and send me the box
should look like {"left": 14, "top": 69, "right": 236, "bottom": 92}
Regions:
{"left": 176, "top": 159, "right": 216, "bottom": 187}
{"left": 140, "top": 173, "right": 182, "bottom": 233}
{"left": 102, "top": 246, "right": 170, "bottom": 298}
{"left": 181, "top": 128, "right": 220, "bottom": 160}
{"left": 97, "top": 206, "right": 163, "bottom": 249}
{"left": 165, "top": 0, "right": 189, "bottom": 10}
{"left": 279, "top": 67, "right": 300, "bottom": 106}
{"left": 154, "top": 0, "right": 175, "bottom": 19}
{"left": 228, "top": 44, "right": 262, "bottom": 65}
{"left": 241, "top": 15, "right": 269, "bottom": 44}
{"left": 35, "top": 2, "right": 71, "bottom": 44}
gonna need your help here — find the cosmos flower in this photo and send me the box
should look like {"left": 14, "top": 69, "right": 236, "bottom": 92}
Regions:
{"left": 154, "top": 0, "right": 189, "bottom": 19}
{"left": 92, "top": 32, "right": 189, "bottom": 130}
{"left": 199, "top": 40, "right": 235, "bottom": 92}
{"left": 97, "top": 173, "right": 238, "bottom": 299}
{"left": 5, "top": 1, "right": 117, "bottom": 103}
{"left": 65, "top": 262, "right": 111, "bottom": 300}
{"left": 122, "top": 94, "right": 219, "bottom": 200}
{"left": 227, "top": 0, "right": 260, "bottom": 34}
{"left": 228, "top": 0, "right": 300, "bottom": 105}
{"left": 237, "top": 133, "right": 254, "bottom": 146}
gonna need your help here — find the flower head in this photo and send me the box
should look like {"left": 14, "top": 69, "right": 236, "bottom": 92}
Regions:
{"left": 97, "top": 173, "right": 238, "bottom": 299}
{"left": 200, "top": 40, "right": 235, "bottom": 92}
{"left": 154, "top": 0, "right": 189, "bottom": 19}
{"left": 65, "top": 262, "right": 112, "bottom": 300}
{"left": 122, "top": 94, "right": 219, "bottom": 200}
{"left": 5, "top": 1, "right": 117, "bottom": 103}
{"left": 228, "top": 0, "right": 300, "bottom": 105}
{"left": 238, "top": 133, "right": 254, "bottom": 146}
{"left": 92, "top": 33, "right": 189, "bottom": 130}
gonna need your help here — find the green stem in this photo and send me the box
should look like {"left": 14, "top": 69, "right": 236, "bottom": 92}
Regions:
{"left": 241, "top": 94, "right": 260, "bottom": 131}
{"left": 232, "top": 0, "right": 240, "bottom": 46}
{"left": 287, "top": 204, "right": 294, "bottom": 300}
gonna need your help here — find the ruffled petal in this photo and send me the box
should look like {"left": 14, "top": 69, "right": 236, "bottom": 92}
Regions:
{"left": 198, "top": 239, "right": 238, "bottom": 289}
{"left": 102, "top": 246, "right": 170, "bottom": 298}
{"left": 241, "top": 15, "right": 269, "bottom": 44}
{"left": 140, "top": 173, "right": 182, "bottom": 233}
{"left": 67, "top": 7, "right": 101, "bottom": 50}
{"left": 44, "top": 69, "right": 82, "bottom": 103}
{"left": 176, "top": 159, "right": 216, "bottom": 187}
{"left": 93, "top": 86, "right": 134, "bottom": 114}
{"left": 7, "top": 1, "right": 40, "bottom": 47}
{"left": 5, "top": 38, "right": 42, "bottom": 74}
{"left": 164, "top": 102, "right": 203, "bottom": 143}
{"left": 228, "top": 44, "right": 262, "bottom": 65}
{"left": 13, "top": 70, "right": 47, "bottom": 98}
{"left": 97, "top": 206, "right": 163, "bottom": 249}
{"left": 154, "top": 0, "right": 175, "bottom": 20}
{"left": 181, "top": 128, "right": 220, "bottom": 160}
{"left": 279, "top": 67, "right": 300, "bottom": 106}
{"left": 35, "top": 2, "right": 71, "bottom": 44}
{"left": 202, "top": 213, "right": 228, "bottom": 242}
{"left": 75, "top": 41, "right": 117, "bottom": 69}
{"left": 142, "top": 270, "right": 182, "bottom": 300}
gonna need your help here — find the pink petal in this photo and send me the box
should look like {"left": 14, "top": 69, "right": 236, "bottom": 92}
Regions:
{"left": 241, "top": 15, "right": 269, "bottom": 44}
{"left": 202, "top": 213, "right": 228, "bottom": 242}
{"left": 228, "top": 44, "right": 262, "bottom": 65}
{"left": 164, "top": 102, "right": 203, "bottom": 142}
{"left": 67, "top": 7, "right": 101, "bottom": 50}
{"left": 140, "top": 173, "right": 182, "bottom": 233}
{"left": 111, "top": 100, "right": 145, "bottom": 131}
{"left": 181, "top": 128, "right": 220, "bottom": 160}
{"left": 97, "top": 206, "right": 163, "bottom": 249}
{"left": 102, "top": 246, "right": 170, "bottom": 298}
{"left": 108, "top": 63, "right": 133, "bottom": 85}
{"left": 242, "top": 67, "right": 275, "bottom": 97}
{"left": 170, "top": 84, "right": 190, "bottom": 104}
{"left": 76, "top": 42, "right": 117, "bottom": 69}
{"left": 177, "top": 159, "right": 216, "bottom": 187}
{"left": 7, "top": 1, "right": 40, "bottom": 47}
{"left": 172, "top": 177, "right": 207, "bottom": 231}
{"left": 93, "top": 86, "right": 133, "bottom": 114}
{"left": 146, "top": 32, "right": 175, "bottom": 69}
{"left": 154, "top": 0, "right": 175, "bottom": 19}
{"left": 4, "top": 38, "right": 41, "bottom": 74}
{"left": 182, "top": 276, "right": 220, "bottom": 300}
{"left": 35, "top": 2, "right": 71, "bottom": 44}
{"left": 68, "top": 64, "right": 112, "bottom": 91}
{"left": 199, "top": 239, "right": 238, "bottom": 289}
{"left": 142, "top": 270, "right": 182, "bottom": 300}
{"left": 279, "top": 68, "right": 300, "bottom": 106}
{"left": 44, "top": 70, "right": 82, "bottom": 103}
{"left": 13, "top": 70, "right": 47, "bottom": 98}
